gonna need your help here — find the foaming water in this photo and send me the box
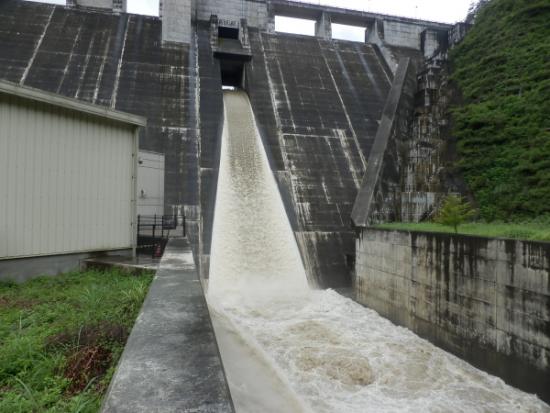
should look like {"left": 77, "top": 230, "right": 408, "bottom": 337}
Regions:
{"left": 208, "top": 91, "right": 550, "bottom": 412}
{"left": 209, "top": 91, "right": 309, "bottom": 301}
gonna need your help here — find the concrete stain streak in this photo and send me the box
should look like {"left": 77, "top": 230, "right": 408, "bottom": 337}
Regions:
{"left": 93, "top": 35, "right": 113, "bottom": 104}
{"left": 334, "top": 128, "right": 361, "bottom": 189}
{"left": 333, "top": 45, "right": 363, "bottom": 107}
{"left": 259, "top": 35, "right": 289, "bottom": 170}
{"left": 323, "top": 135, "right": 347, "bottom": 187}
{"left": 272, "top": 58, "right": 296, "bottom": 131}
{"left": 317, "top": 39, "right": 366, "bottom": 178}
{"left": 20, "top": 7, "right": 55, "bottom": 85}
{"left": 354, "top": 43, "right": 388, "bottom": 99}
{"left": 357, "top": 43, "right": 392, "bottom": 86}
{"left": 110, "top": 17, "right": 130, "bottom": 110}
{"left": 56, "top": 26, "right": 82, "bottom": 95}
{"left": 74, "top": 34, "right": 96, "bottom": 100}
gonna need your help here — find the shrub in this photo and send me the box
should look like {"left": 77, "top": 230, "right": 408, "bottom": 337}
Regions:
{"left": 435, "top": 195, "right": 476, "bottom": 233}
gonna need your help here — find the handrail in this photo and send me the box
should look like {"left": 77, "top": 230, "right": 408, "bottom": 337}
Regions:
{"left": 137, "top": 214, "right": 187, "bottom": 257}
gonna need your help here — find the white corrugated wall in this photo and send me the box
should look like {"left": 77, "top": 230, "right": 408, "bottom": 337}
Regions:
{"left": 137, "top": 151, "right": 165, "bottom": 216}
{"left": 0, "top": 94, "right": 135, "bottom": 259}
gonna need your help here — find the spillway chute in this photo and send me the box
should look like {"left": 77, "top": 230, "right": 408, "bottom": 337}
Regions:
{"left": 206, "top": 90, "right": 549, "bottom": 413}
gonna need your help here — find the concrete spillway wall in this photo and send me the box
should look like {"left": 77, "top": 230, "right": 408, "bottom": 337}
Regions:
{"left": 246, "top": 31, "right": 395, "bottom": 287}
{"left": 355, "top": 228, "right": 550, "bottom": 402}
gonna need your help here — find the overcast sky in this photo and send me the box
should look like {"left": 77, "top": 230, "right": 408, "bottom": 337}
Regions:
{"left": 30, "top": 0, "right": 474, "bottom": 39}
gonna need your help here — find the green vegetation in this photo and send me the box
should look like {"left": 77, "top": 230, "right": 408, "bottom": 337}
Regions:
{"left": 0, "top": 270, "right": 153, "bottom": 413}
{"left": 450, "top": 0, "right": 550, "bottom": 221}
{"left": 375, "top": 221, "right": 550, "bottom": 242}
{"left": 434, "top": 195, "right": 476, "bottom": 233}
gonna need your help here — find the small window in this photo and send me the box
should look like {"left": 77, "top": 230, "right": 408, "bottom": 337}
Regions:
{"left": 332, "top": 23, "right": 366, "bottom": 42}
{"left": 275, "top": 16, "right": 316, "bottom": 36}
{"left": 218, "top": 26, "right": 240, "bottom": 40}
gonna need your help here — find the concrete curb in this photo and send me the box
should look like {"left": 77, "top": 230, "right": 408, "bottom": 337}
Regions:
{"left": 101, "top": 238, "right": 234, "bottom": 412}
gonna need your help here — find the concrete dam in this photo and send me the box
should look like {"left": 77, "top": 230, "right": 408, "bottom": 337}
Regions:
{"left": 0, "top": 0, "right": 436, "bottom": 288}
{"left": 1, "top": 0, "right": 549, "bottom": 408}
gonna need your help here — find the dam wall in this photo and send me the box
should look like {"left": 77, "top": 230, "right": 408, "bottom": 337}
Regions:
{"left": 245, "top": 31, "right": 392, "bottom": 286}
{"left": 198, "top": 21, "right": 426, "bottom": 286}
{"left": 0, "top": 0, "right": 456, "bottom": 287}
{"left": 246, "top": 31, "right": 398, "bottom": 287}
{"left": 355, "top": 228, "right": 550, "bottom": 402}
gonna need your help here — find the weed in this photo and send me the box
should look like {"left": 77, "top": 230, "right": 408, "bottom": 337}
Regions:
{"left": 0, "top": 269, "right": 153, "bottom": 412}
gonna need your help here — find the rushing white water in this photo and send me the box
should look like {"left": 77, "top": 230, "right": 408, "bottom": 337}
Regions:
{"left": 208, "top": 91, "right": 550, "bottom": 413}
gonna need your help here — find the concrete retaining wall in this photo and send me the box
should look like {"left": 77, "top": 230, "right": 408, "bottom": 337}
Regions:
{"left": 355, "top": 228, "right": 550, "bottom": 402}
{"left": 0, "top": 249, "right": 132, "bottom": 283}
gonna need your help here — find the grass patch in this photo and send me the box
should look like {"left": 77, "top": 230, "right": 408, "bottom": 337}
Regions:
{"left": 374, "top": 222, "right": 550, "bottom": 242}
{"left": 0, "top": 269, "right": 153, "bottom": 413}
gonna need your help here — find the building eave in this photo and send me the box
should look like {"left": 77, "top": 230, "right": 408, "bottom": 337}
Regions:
{"left": 0, "top": 80, "right": 147, "bottom": 128}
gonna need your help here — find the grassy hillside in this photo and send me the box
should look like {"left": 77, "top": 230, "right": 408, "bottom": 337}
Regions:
{"left": 450, "top": 0, "right": 550, "bottom": 221}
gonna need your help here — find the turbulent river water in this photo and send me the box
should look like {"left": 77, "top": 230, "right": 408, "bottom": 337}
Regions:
{"left": 207, "top": 90, "right": 550, "bottom": 413}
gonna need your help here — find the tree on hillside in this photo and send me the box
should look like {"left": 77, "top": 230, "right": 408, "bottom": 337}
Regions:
{"left": 435, "top": 195, "right": 476, "bottom": 233}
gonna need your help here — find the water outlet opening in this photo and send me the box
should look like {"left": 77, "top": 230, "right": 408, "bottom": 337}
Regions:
{"left": 220, "top": 58, "right": 245, "bottom": 89}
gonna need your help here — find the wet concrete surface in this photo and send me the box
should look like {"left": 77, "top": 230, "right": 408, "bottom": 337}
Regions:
{"left": 101, "top": 238, "right": 234, "bottom": 413}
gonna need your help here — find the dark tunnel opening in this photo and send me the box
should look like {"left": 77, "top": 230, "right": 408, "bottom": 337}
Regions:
{"left": 220, "top": 58, "right": 245, "bottom": 88}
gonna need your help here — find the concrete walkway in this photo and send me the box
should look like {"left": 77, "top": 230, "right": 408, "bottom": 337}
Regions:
{"left": 101, "top": 238, "right": 234, "bottom": 413}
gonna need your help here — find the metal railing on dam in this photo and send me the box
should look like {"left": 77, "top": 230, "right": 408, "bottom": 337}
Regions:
{"left": 204, "top": 90, "right": 549, "bottom": 412}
